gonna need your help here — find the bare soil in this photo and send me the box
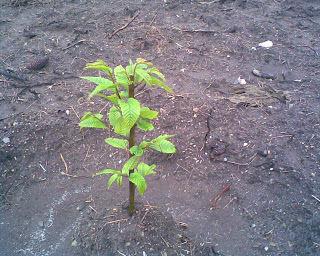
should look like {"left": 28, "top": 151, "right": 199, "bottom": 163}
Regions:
{"left": 1, "top": 0, "right": 320, "bottom": 255}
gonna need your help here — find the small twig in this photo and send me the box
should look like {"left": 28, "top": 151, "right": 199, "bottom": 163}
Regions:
{"left": 312, "top": 195, "right": 320, "bottom": 203}
{"left": 60, "top": 172, "right": 91, "bottom": 179}
{"left": 140, "top": 209, "right": 149, "bottom": 223}
{"left": 223, "top": 197, "right": 237, "bottom": 209}
{"left": 145, "top": 12, "right": 158, "bottom": 37}
{"left": 161, "top": 235, "right": 171, "bottom": 247}
{"left": 171, "top": 26, "right": 216, "bottom": 34}
{"left": 39, "top": 163, "right": 47, "bottom": 172}
{"left": 198, "top": 0, "right": 220, "bottom": 4}
{"left": 176, "top": 163, "right": 190, "bottom": 173}
{"left": 63, "top": 39, "right": 86, "bottom": 50}
{"left": 60, "top": 153, "right": 68, "bottom": 174}
{"left": 89, "top": 205, "right": 97, "bottom": 213}
{"left": 71, "top": 106, "right": 80, "bottom": 120}
{"left": 83, "top": 145, "right": 91, "bottom": 164}
{"left": 270, "top": 134, "right": 294, "bottom": 140}
{"left": 106, "top": 218, "right": 128, "bottom": 224}
{"left": 211, "top": 184, "right": 231, "bottom": 208}
{"left": 109, "top": 12, "right": 140, "bottom": 39}
{"left": 220, "top": 153, "right": 257, "bottom": 166}
{"left": 117, "top": 251, "right": 127, "bottom": 256}
{"left": 149, "top": 12, "right": 157, "bottom": 27}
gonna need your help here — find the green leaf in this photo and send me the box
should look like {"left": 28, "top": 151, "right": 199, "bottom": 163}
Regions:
{"left": 136, "top": 58, "right": 153, "bottom": 67}
{"left": 122, "top": 156, "right": 140, "bottom": 176}
{"left": 137, "top": 163, "right": 156, "bottom": 176}
{"left": 114, "top": 65, "right": 130, "bottom": 85}
{"left": 117, "top": 175, "right": 123, "bottom": 186}
{"left": 108, "top": 106, "right": 130, "bottom": 136}
{"left": 150, "top": 140, "right": 176, "bottom": 153}
{"left": 140, "top": 107, "right": 158, "bottom": 119}
{"left": 129, "top": 172, "right": 147, "bottom": 195}
{"left": 85, "top": 59, "right": 112, "bottom": 74}
{"left": 137, "top": 118, "right": 154, "bottom": 131}
{"left": 126, "top": 60, "right": 135, "bottom": 77}
{"left": 89, "top": 81, "right": 116, "bottom": 98}
{"left": 79, "top": 112, "right": 106, "bottom": 129}
{"left": 81, "top": 76, "right": 113, "bottom": 87}
{"left": 107, "top": 174, "right": 119, "bottom": 188}
{"left": 130, "top": 146, "right": 144, "bottom": 156}
{"left": 105, "top": 138, "right": 128, "bottom": 149}
{"left": 118, "top": 98, "right": 141, "bottom": 129}
{"left": 98, "top": 91, "right": 127, "bottom": 104}
{"left": 152, "top": 134, "right": 175, "bottom": 142}
{"left": 108, "top": 106, "right": 122, "bottom": 127}
{"left": 140, "top": 140, "right": 151, "bottom": 149}
{"left": 149, "top": 134, "right": 176, "bottom": 154}
{"left": 135, "top": 67, "right": 152, "bottom": 85}
{"left": 149, "top": 76, "right": 173, "bottom": 93}
{"left": 95, "top": 169, "right": 121, "bottom": 176}
{"left": 149, "top": 67, "right": 165, "bottom": 81}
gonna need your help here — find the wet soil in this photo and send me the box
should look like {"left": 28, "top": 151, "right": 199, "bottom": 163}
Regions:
{"left": 0, "top": 0, "right": 320, "bottom": 255}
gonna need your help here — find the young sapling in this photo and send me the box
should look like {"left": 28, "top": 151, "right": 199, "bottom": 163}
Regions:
{"left": 79, "top": 58, "right": 176, "bottom": 214}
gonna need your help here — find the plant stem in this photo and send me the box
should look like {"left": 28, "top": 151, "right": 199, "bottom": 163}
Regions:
{"left": 128, "top": 80, "right": 136, "bottom": 215}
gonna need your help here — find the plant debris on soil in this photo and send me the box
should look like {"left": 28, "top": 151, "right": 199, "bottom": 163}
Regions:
{"left": 1, "top": 0, "right": 320, "bottom": 255}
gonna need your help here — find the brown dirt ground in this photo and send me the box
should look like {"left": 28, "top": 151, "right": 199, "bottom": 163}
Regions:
{"left": 1, "top": 0, "right": 320, "bottom": 255}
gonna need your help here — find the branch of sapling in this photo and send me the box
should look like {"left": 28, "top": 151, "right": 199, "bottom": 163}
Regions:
{"left": 79, "top": 58, "right": 176, "bottom": 215}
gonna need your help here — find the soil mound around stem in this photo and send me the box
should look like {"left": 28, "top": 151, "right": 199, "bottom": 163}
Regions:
{"left": 75, "top": 203, "right": 221, "bottom": 256}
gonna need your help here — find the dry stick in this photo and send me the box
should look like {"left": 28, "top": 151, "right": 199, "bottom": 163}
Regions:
{"left": 60, "top": 153, "right": 69, "bottom": 174}
{"left": 62, "top": 39, "right": 86, "bottom": 51}
{"left": 71, "top": 106, "right": 80, "bottom": 120}
{"left": 145, "top": 12, "right": 158, "bottom": 37}
{"left": 312, "top": 195, "right": 320, "bottom": 203}
{"left": 223, "top": 197, "right": 237, "bottom": 209}
{"left": 106, "top": 218, "right": 128, "bottom": 224}
{"left": 221, "top": 153, "right": 257, "bottom": 166}
{"left": 171, "top": 26, "right": 216, "bottom": 34}
{"left": 211, "top": 183, "right": 231, "bottom": 208}
{"left": 117, "top": 251, "right": 127, "bottom": 256}
{"left": 140, "top": 209, "right": 149, "bottom": 223}
{"left": 198, "top": 0, "right": 220, "bottom": 4}
{"left": 109, "top": 12, "right": 140, "bottom": 39}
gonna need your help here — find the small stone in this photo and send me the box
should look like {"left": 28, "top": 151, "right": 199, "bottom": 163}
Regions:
{"left": 258, "top": 40, "right": 273, "bottom": 48}
{"left": 71, "top": 239, "right": 78, "bottom": 247}
{"left": 237, "top": 76, "right": 247, "bottom": 85}
{"left": 125, "top": 242, "right": 131, "bottom": 247}
{"left": 76, "top": 203, "right": 86, "bottom": 212}
{"left": 2, "top": 137, "right": 10, "bottom": 144}
{"left": 65, "top": 110, "right": 70, "bottom": 115}
{"left": 264, "top": 246, "right": 269, "bottom": 251}
{"left": 251, "top": 223, "right": 256, "bottom": 228}
{"left": 223, "top": 157, "right": 228, "bottom": 162}
{"left": 243, "top": 142, "right": 248, "bottom": 147}
{"left": 38, "top": 221, "right": 44, "bottom": 228}
{"left": 252, "top": 69, "right": 276, "bottom": 80}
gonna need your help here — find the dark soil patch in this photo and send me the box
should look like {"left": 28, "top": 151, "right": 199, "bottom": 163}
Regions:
{"left": 1, "top": 0, "right": 320, "bottom": 255}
